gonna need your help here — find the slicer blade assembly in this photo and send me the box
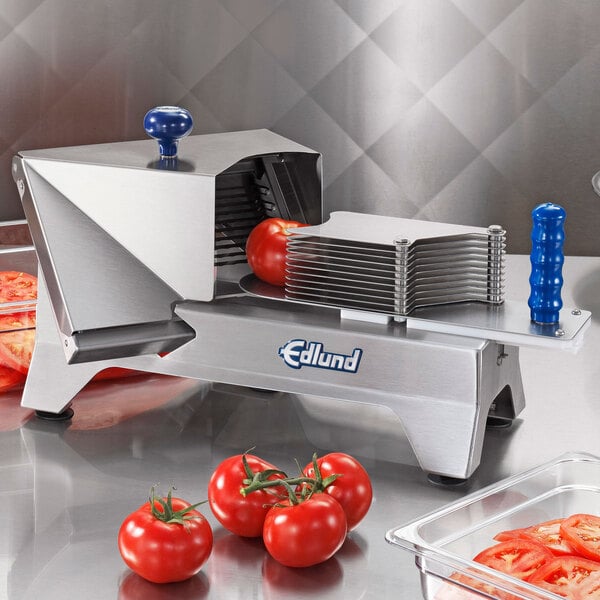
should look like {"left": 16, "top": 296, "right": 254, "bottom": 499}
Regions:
{"left": 284, "top": 212, "right": 505, "bottom": 316}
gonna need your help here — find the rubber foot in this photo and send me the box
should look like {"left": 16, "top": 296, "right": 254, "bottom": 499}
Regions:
{"left": 486, "top": 416, "right": 513, "bottom": 429}
{"left": 35, "top": 408, "right": 74, "bottom": 421}
{"left": 427, "top": 474, "right": 468, "bottom": 487}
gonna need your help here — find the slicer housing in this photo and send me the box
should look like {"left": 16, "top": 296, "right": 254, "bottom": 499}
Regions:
{"left": 14, "top": 129, "right": 321, "bottom": 362}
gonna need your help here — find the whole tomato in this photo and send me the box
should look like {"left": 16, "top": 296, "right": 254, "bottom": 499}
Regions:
{"left": 208, "top": 454, "right": 286, "bottom": 537}
{"left": 303, "top": 452, "right": 372, "bottom": 530}
{"left": 262, "top": 493, "right": 347, "bottom": 568}
{"left": 245, "top": 218, "right": 307, "bottom": 286}
{"left": 118, "top": 489, "right": 213, "bottom": 584}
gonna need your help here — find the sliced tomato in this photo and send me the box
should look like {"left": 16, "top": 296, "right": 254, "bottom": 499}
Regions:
{"left": 0, "top": 271, "right": 37, "bottom": 303}
{"left": 577, "top": 570, "right": 600, "bottom": 598}
{"left": 494, "top": 518, "right": 574, "bottom": 556}
{"left": 0, "top": 329, "right": 35, "bottom": 374}
{"left": 473, "top": 539, "right": 554, "bottom": 581}
{"left": 0, "top": 310, "right": 36, "bottom": 332}
{"left": 528, "top": 555, "right": 600, "bottom": 597}
{"left": 493, "top": 526, "right": 529, "bottom": 543}
{"left": 560, "top": 514, "right": 600, "bottom": 562}
{"left": 0, "top": 364, "right": 26, "bottom": 392}
{"left": 522, "top": 518, "right": 575, "bottom": 556}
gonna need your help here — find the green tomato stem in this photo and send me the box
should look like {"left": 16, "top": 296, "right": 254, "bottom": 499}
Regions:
{"left": 149, "top": 487, "right": 207, "bottom": 526}
{"left": 240, "top": 475, "right": 319, "bottom": 497}
{"left": 239, "top": 452, "right": 341, "bottom": 500}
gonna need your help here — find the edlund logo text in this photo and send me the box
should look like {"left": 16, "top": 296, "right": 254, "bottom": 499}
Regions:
{"left": 278, "top": 339, "right": 363, "bottom": 373}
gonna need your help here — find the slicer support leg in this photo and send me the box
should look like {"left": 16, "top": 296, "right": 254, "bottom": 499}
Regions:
{"left": 21, "top": 337, "right": 100, "bottom": 417}
{"left": 389, "top": 342, "right": 524, "bottom": 482}
{"left": 21, "top": 272, "right": 99, "bottom": 416}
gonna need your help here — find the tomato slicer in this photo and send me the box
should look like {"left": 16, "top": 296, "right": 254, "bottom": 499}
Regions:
{"left": 11, "top": 107, "right": 590, "bottom": 481}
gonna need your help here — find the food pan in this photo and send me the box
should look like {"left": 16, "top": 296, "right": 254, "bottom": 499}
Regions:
{"left": 0, "top": 244, "right": 37, "bottom": 393}
{"left": 386, "top": 452, "right": 600, "bottom": 599}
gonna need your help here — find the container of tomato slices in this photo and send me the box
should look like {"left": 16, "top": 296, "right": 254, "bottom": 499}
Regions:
{"left": 0, "top": 244, "right": 38, "bottom": 393}
{"left": 387, "top": 452, "right": 600, "bottom": 599}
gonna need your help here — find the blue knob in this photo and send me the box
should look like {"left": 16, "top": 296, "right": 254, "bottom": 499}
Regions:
{"left": 528, "top": 202, "right": 566, "bottom": 324}
{"left": 143, "top": 106, "right": 193, "bottom": 158}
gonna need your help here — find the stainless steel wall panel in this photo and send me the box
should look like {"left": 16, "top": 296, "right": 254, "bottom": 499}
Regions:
{"left": 1, "top": 0, "right": 599, "bottom": 255}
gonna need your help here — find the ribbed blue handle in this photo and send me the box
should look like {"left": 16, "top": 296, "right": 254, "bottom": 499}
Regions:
{"left": 528, "top": 202, "right": 566, "bottom": 324}
{"left": 143, "top": 106, "right": 193, "bottom": 158}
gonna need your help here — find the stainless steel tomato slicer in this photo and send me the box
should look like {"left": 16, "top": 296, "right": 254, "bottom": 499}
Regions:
{"left": 12, "top": 107, "right": 591, "bottom": 481}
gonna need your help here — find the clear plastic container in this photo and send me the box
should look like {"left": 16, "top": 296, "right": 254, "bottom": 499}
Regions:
{"left": 0, "top": 244, "right": 38, "bottom": 393}
{"left": 386, "top": 452, "right": 600, "bottom": 600}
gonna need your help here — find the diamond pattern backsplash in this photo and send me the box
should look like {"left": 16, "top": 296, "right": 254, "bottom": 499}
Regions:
{"left": 2, "top": 0, "right": 600, "bottom": 255}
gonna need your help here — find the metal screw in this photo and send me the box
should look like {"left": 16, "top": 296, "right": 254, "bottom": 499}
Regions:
{"left": 571, "top": 309, "right": 582, "bottom": 316}
{"left": 395, "top": 237, "right": 410, "bottom": 245}
{"left": 555, "top": 329, "right": 565, "bottom": 337}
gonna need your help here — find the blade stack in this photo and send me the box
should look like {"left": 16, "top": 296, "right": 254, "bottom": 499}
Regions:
{"left": 284, "top": 213, "right": 505, "bottom": 317}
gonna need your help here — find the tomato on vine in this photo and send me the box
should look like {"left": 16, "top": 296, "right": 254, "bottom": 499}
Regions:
{"left": 262, "top": 492, "right": 347, "bottom": 568}
{"left": 208, "top": 453, "right": 287, "bottom": 537}
{"left": 118, "top": 488, "right": 213, "bottom": 584}
{"left": 302, "top": 452, "right": 373, "bottom": 530}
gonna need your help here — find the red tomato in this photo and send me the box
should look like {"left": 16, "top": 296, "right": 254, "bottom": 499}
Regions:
{"left": 208, "top": 454, "right": 286, "bottom": 537}
{"left": 118, "top": 491, "right": 213, "bottom": 583}
{"left": 493, "top": 526, "right": 528, "bottom": 542}
{"left": 577, "top": 570, "right": 600, "bottom": 598}
{"left": 528, "top": 555, "right": 600, "bottom": 597}
{"left": 0, "top": 271, "right": 37, "bottom": 303}
{"left": 245, "top": 218, "right": 307, "bottom": 286}
{"left": 0, "top": 272, "right": 37, "bottom": 378}
{"left": 0, "top": 328, "right": 35, "bottom": 374}
{"left": 560, "top": 514, "right": 600, "bottom": 562}
{"left": 0, "top": 364, "right": 26, "bottom": 392}
{"left": 495, "top": 518, "right": 573, "bottom": 556}
{"left": 0, "top": 310, "right": 36, "bottom": 331}
{"left": 262, "top": 493, "right": 347, "bottom": 567}
{"left": 303, "top": 452, "right": 372, "bottom": 530}
{"left": 473, "top": 539, "right": 554, "bottom": 581}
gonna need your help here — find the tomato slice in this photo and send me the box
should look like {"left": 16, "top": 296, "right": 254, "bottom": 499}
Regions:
{"left": 0, "top": 364, "right": 26, "bottom": 392}
{"left": 495, "top": 518, "right": 574, "bottom": 556}
{"left": 494, "top": 526, "right": 529, "bottom": 543}
{"left": 560, "top": 514, "right": 600, "bottom": 562}
{"left": 0, "top": 310, "right": 36, "bottom": 332}
{"left": 0, "top": 271, "right": 37, "bottom": 303}
{"left": 522, "top": 518, "right": 574, "bottom": 556}
{"left": 577, "top": 570, "right": 600, "bottom": 598}
{"left": 0, "top": 329, "right": 35, "bottom": 374}
{"left": 473, "top": 539, "right": 554, "bottom": 581}
{"left": 528, "top": 555, "right": 600, "bottom": 597}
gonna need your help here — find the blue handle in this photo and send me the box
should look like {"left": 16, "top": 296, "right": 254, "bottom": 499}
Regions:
{"left": 143, "top": 106, "right": 193, "bottom": 158}
{"left": 528, "top": 202, "right": 566, "bottom": 324}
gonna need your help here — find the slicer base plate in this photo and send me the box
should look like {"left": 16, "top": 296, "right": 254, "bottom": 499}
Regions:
{"left": 240, "top": 274, "right": 590, "bottom": 350}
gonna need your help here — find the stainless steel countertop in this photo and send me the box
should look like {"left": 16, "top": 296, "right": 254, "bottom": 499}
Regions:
{"left": 2, "top": 254, "right": 599, "bottom": 599}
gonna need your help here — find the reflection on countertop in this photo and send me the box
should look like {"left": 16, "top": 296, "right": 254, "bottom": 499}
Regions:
{"left": 2, "top": 375, "right": 397, "bottom": 600}
{"left": 1, "top": 255, "right": 600, "bottom": 599}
